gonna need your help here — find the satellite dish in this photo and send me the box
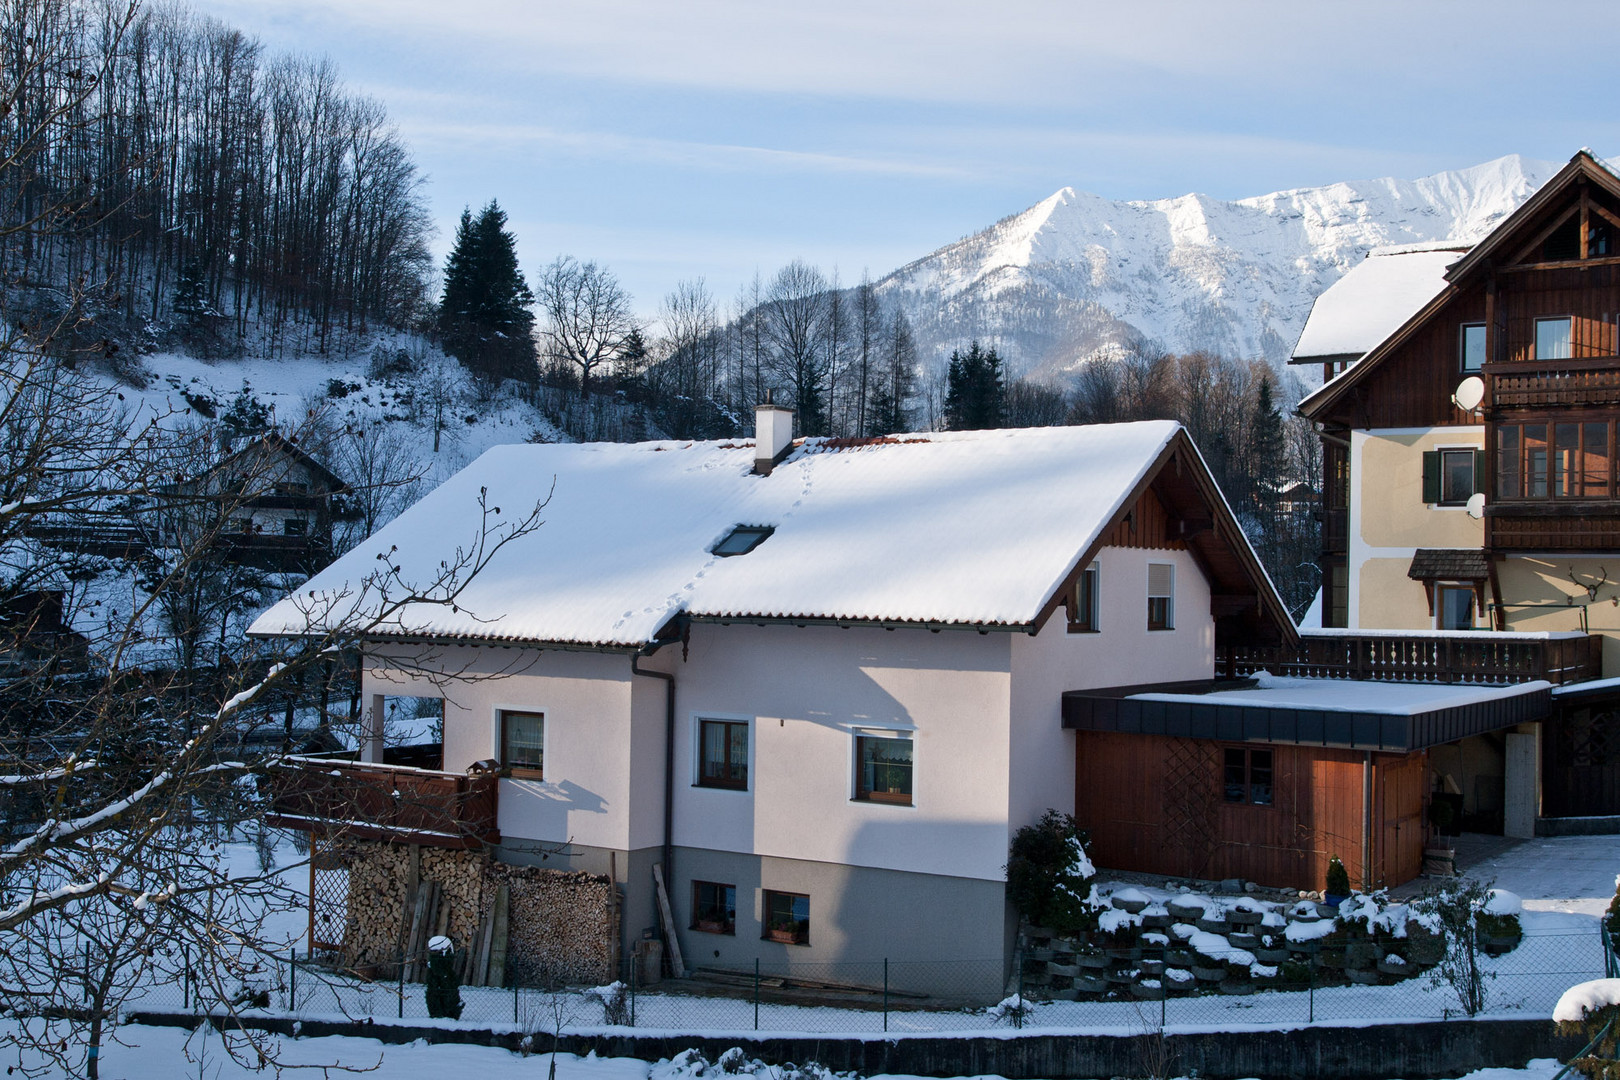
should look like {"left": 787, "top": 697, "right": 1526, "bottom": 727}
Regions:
{"left": 1453, "top": 376, "right": 1485, "bottom": 412}
{"left": 1466, "top": 492, "right": 1486, "bottom": 519}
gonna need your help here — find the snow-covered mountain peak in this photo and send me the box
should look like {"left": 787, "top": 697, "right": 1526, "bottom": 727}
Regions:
{"left": 877, "top": 153, "right": 1563, "bottom": 383}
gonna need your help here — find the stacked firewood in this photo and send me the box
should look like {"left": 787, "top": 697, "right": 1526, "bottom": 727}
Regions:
{"left": 490, "top": 864, "right": 618, "bottom": 987}
{"left": 337, "top": 841, "right": 618, "bottom": 987}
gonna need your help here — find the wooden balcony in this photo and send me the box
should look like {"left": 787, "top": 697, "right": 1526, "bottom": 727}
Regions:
{"left": 1220, "top": 629, "right": 1602, "bottom": 686}
{"left": 266, "top": 756, "right": 499, "bottom": 849}
{"left": 1488, "top": 503, "right": 1620, "bottom": 553}
{"left": 1486, "top": 356, "right": 1620, "bottom": 408}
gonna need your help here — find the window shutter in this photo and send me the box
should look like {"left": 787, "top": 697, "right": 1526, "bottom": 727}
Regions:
{"left": 1473, "top": 449, "right": 1487, "bottom": 497}
{"left": 1421, "top": 451, "right": 1441, "bottom": 503}
{"left": 1147, "top": 562, "right": 1174, "bottom": 597}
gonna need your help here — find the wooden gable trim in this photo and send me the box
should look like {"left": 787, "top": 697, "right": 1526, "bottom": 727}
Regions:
{"left": 1034, "top": 437, "right": 1178, "bottom": 632}
{"left": 1447, "top": 152, "right": 1620, "bottom": 282}
{"left": 1506, "top": 204, "right": 1581, "bottom": 268}
{"left": 1031, "top": 431, "right": 1299, "bottom": 651}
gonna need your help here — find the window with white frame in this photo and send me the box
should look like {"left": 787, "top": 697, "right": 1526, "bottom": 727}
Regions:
{"left": 854, "top": 731, "right": 913, "bottom": 805}
{"left": 500, "top": 710, "right": 545, "bottom": 778}
{"left": 697, "top": 717, "right": 749, "bottom": 790}
{"left": 1460, "top": 323, "right": 1486, "bottom": 372}
{"left": 1070, "top": 563, "right": 1099, "bottom": 632}
{"left": 1536, "top": 317, "right": 1573, "bottom": 360}
{"left": 1147, "top": 562, "right": 1175, "bottom": 631}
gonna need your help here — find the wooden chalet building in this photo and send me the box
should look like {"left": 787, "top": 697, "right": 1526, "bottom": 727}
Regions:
{"left": 1293, "top": 149, "right": 1620, "bottom": 828}
{"left": 159, "top": 432, "right": 353, "bottom": 573}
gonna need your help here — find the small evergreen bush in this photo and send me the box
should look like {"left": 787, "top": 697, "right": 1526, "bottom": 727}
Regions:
{"left": 1325, "top": 856, "right": 1351, "bottom": 898}
{"left": 1005, "top": 809, "right": 1100, "bottom": 936}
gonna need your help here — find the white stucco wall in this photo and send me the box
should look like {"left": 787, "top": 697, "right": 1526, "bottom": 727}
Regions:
{"left": 1008, "top": 545, "right": 1215, "bottom": 838}
{"left": 361, "top": 546, "right": 1221, "bottom": 886}
{"left": 363, "top": 645, "right": 642, "bottom": 854}
{"left": 654, "top": 622, "right": 1014, "bottom": 883}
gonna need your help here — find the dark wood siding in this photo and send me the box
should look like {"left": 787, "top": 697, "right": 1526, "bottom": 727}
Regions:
{"left": 1074, "top": 731, "right": 1426, "bottom": 891}
{"left": 1101, "top": 487, "right": 1188, "bottom": 551}
{"left": 1329, "top": 290, "right": 1487, "bottom": 431}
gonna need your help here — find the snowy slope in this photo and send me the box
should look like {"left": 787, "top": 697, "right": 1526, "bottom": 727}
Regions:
{"left": 877, "top": 154, "right": 1560, "bottom": 382}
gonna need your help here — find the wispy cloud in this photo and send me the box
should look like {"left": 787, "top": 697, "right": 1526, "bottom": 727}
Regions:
{"left": 401, "top": 119, "right": 977, "bottom": 180}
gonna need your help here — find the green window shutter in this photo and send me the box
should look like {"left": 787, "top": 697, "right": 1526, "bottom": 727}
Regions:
{"left": 1421, "top": 451, "right": 1441, "bottom": 504}
{"left": 1473, "top": 449, "right": 1487, "bottom": 497}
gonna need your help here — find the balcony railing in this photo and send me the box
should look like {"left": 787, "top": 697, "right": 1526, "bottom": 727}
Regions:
{"left": 266, "top": 756, "right": 499, "bottom": 849}
{"left": 1220, "top": 629, "right": 1603, "bottom": 686}
{"left": 1486, "top": 356, "right": 1620, "bottom": 408}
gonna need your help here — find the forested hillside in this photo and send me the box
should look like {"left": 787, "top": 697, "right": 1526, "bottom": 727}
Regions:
{"left": 4, "top": 0, "right": 433, "bottom": 358}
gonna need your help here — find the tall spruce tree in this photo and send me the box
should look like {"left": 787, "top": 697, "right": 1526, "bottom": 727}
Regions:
{"left": 437, "top": 201, "right": 537, "bottom": 384}
{"left": 943, "top": 340, "right": 1005, "bottom": 431}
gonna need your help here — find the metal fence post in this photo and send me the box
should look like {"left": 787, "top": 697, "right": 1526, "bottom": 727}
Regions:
{"left": 753, "top": 958, "right": 760, "bottom": 1032}
{"left": 514, "top": 982, "right": 520, "bottom": 1025}
{"left": 289, "top": 947, "right": 297, "bottom": 1013}
{"left": 182, "top": 944, "right": 190, "bottom": 1011}
{"left": 629, "top": 953, "right": 637, "bottom": 1028}
{"left": 882, "top": 959, "right": 888, "bottom": 1034}
{"left": 1016, "top": 954, "right": 1025, "bottom": 1030}
{"left": 1307, "top": 961, "right": 1314, "bottom": 1024}
{"left": 397, "top": 949, "right": 405, "bottom": 1019}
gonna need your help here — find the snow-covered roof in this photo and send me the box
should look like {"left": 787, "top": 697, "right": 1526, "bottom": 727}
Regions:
{"left": 1130, "top": 673, "right": 1549, "bottom": 718}
{"left": 1290, "top": 246, "right": 1466, "bottom": 362}
{"left": 251, "top": 422, "right": 1187, "bottom": 649}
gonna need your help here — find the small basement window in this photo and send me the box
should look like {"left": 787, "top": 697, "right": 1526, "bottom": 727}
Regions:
{"left": 712, "top": 525, "right": 774, "bottom": 557}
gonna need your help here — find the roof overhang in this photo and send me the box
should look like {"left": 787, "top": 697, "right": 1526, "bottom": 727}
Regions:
{"left": 1062, "top": 676, "right": 1551, "bottom": 753}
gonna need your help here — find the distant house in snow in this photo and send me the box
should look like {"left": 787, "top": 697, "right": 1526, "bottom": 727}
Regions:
{"left": 159, "top": 432, "right": 352, "bottom": 573}
{"left": 254, "top": 408, "right": 1312, "bottom": 988}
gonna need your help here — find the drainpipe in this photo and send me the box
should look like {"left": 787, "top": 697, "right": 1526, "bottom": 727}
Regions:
{"left": 1362, "top": 751, "right": 1373, "bottom": 890}
{"left": 631, "top": 652, "right": 677, "bottom": 906}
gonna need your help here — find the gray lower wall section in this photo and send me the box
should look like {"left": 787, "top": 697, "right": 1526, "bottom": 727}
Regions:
{"left": 499, "top": 840, "right": 1012, "bottom": 997}
{"left": 135, "top": 1013, "right": 1586, "bottom": 1080}
{"left": 667, "top": 847, "right": 1009, "bottom": 998}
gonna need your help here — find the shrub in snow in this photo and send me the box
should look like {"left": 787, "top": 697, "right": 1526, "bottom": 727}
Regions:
{"left": 1414, "top": 878, "right": 1501, "bottom": 1016}
{"left": 1476, "top": 889, "right": 1524, "bottom": 952}
{"left": 425, "top": 936, "right": 463, "bottom": 1020}
{"left": 985, "top": 993, "right": 1034, "bottom": 1027}
{"left": 1555, "top": 980, "right": 1620, "bottom": 1080}
{"left": 1006, "top": 809, "right": 1101, "bottom": 935}
{"left": 587, "top": 981, "right": 630, "bottom": 1025}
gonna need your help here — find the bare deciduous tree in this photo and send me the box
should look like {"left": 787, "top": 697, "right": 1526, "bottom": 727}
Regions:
{"left": 536, "top": 256, "right": 636, "bottom": 399}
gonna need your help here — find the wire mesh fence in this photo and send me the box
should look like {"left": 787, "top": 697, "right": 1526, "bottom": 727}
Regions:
{"left": 131, "top": 927, "right": 1606, "bottom": 1035}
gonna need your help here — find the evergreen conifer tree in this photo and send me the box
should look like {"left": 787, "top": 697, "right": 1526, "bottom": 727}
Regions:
{"left": 943, "top": 340, "right": 1005, "bottom": 430}
{"left": 437, "top": 200, "right": 536, "bottom": 384}
{"left": 1248, "top": 375, "right": 1286, "bottom": 519}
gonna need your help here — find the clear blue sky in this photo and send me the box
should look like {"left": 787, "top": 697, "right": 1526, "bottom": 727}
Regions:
{"left": 196, "top": 0, "right": 1620, "bottom": 322}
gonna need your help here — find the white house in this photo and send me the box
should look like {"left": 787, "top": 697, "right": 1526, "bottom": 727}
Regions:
{"left": 253, "top": 409, "right": 1293, "bottom": 988}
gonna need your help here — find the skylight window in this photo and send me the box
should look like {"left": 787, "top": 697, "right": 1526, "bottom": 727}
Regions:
{"left": 712, "top": 525, "right": 774, "bottom": 557}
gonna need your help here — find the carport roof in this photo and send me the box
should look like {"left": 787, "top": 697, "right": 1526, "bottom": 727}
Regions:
{"left": 1062, "top": 674, "right": 1551, "bottom": 753}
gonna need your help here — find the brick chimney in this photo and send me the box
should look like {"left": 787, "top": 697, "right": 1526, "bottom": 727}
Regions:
{"left": 754, "top": 391, "right": 794, "bottom": 476}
